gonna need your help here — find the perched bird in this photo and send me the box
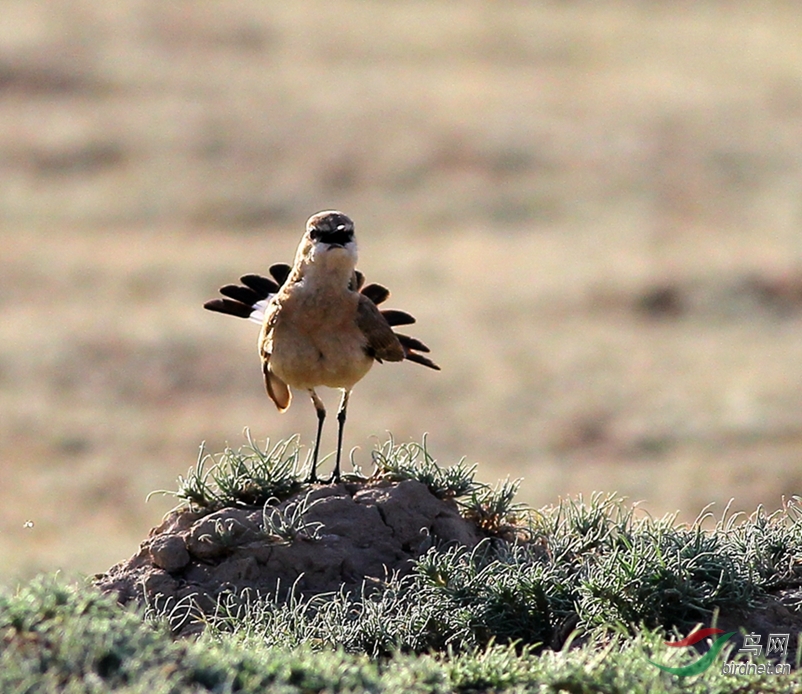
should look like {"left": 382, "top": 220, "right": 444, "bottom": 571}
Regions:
{"left": 204, "top": 211, "right": 439, "bottom": 483}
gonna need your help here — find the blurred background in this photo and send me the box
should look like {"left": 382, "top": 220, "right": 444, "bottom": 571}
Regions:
{"left": 2, "top": 0, "right": 802, "bottom": 580}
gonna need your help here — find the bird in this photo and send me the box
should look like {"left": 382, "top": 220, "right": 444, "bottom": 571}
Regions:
{"left": 204, "top": 210, "right": 439, "bottom": 483}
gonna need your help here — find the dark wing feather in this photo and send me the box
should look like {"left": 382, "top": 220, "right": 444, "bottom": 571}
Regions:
{"left": 395, "top": 332, "right": 439, "bottom": 370}
{"left": 395, "top": 333, "right": 431, "bottom": 353}
{"left": 219, "top": 284, "right": 264, "bottom": 305}
{"left": 361, "top": 283, "right": 390, "bottom": 305}
{"left": 357, "top": 279, "right": 438, "bottom": 369}
{"left": 240, "top": 274, "right": 280, "bottom": 298}
{"left": 203, "top": 298, "right": 254, "bottom": 319}
{"left": 206, "top": 270, "right": 283, "bottom": 320}
{"left": 404, "top": 352, "right": 440, "bottom": 370}
{"left": 356, "top": 296, "right": 404, "bottom": 362}
{"left": 380, "top": 309, "right": 416, "bottom": 327}
{"left": 269, "top": 263, "right": 292, "bottom": 286}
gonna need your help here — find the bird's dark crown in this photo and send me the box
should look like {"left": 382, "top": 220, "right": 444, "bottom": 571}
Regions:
{"left": 307, "top": 210, "right": 355, "bottom": 246}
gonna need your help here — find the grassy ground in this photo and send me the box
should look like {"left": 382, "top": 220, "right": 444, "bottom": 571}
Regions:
{"left": 3, "top": 1, "right": 802, "bottom": 581}
{"left": 3, "top": 441, "right": 801, "bottom": 692}
{"left": 3, "top": 580, "right": 798, "bottom": 694}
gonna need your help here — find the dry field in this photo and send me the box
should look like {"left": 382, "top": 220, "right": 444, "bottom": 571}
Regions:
{"left": 2, "top": 0, "right": 802, "bottom": 580}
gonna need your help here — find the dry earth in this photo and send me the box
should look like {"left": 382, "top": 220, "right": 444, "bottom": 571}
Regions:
{"left": 96, "top": 479, "right": 482, "bottom": 634}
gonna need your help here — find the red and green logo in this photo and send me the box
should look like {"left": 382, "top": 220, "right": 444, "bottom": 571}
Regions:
{"left": 647, "top": 628, "right": 736, "bottom": 677}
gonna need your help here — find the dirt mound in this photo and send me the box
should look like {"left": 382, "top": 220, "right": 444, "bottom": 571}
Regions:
{"left": 96, "top": 479, "right": 482, "bottom": 627}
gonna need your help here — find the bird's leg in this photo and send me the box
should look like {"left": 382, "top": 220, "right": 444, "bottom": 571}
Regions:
{"left": 308, "top": 389, "right": 326, "bottom": 483}
{"left": 330, "top": 389, "right": 351, "bottom": 483}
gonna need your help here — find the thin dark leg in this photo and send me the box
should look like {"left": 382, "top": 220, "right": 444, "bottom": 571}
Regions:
{"left": 308, "top": 389, "right": 326, "bottom": 483}
{"left": 331, "top": 389, "right": 350, "bottom": 483}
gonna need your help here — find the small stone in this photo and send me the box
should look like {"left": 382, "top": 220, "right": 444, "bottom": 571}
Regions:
{"left": 142, "top": 569, "right": 177, "bottom": 602}
{"left": 149, "top": 535, "right": 190, "bottom": 572}
{"left": 185, "top": 508, "right": 261, "bottom": 560}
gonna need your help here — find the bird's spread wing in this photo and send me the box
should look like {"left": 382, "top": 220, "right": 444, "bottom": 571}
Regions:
{"left": 357, "top": 285, "right": 440, "bottom": 371}
{"left": 206, "top": 266, "right": 439, "bottom": 370}
{"left": 356, "top": 295, "right": 405, "bottom": 362}
{"left": 203, "top": 265, "right": 292, "bottom": 325}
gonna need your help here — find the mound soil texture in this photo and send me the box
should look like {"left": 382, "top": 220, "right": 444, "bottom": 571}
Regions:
{"left": 96, "top": 479, "right": 482, "bottom": 629}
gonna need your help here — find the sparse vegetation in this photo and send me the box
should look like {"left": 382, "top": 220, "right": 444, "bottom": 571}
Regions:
{"left": 158, "top": 434, "right": 521, "bottom": 545}
{"left": 177, "top": 474, "right": 801, "bottom": 660}
{"left": 4, "top": 438, "right": 802, "bottom": 690}
{"left": 370, "top": 436, "right": 479, "bottom": 500}
{"left": 260, "top": 490, "right": 326, "bottom": 544}
{"left": 166, "top": 432, "right": 306, "bottom": 511}
{"left": 460, "top": 478, "right": 528, "bottom": 538}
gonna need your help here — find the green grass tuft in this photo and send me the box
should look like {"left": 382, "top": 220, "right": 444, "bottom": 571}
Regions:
{"left": 370, "top": 435, "right": 479, "bottom": 499}
{"left": 460, "top": 478, "right": 528, "bottom": 538}
{"left": 260, "top": 489, "right": 326, "bottom": 543}
{"left": 167, "top": 431, "right": 306, "bottom": 510}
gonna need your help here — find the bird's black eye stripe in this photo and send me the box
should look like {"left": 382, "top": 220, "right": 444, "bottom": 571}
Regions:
{"left": 307, "top": 211, "right": 355, "bottom": 244}
{"left": 311, "top": 228, "right": 354, "bottom": 246}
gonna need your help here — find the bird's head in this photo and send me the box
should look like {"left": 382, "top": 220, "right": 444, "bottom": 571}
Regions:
{"left": 307, "top": 210, "right": 355, "bottom": 249}
{"left": 298, "top": 210, "right": 358, "bottom": 269}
